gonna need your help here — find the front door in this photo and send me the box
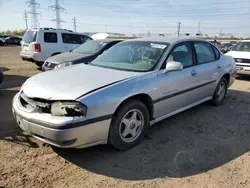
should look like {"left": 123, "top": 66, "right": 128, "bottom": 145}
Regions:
{"left": 154, "top": 41, "right": 199, "bottom": 118}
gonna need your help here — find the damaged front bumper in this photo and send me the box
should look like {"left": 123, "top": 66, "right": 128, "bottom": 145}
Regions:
{"left": 12, "top": 92, "right": 111, "bottom": 148}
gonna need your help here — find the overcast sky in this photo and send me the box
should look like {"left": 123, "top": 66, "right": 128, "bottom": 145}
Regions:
{"left": 0, "top": 0, "right": 250, "bottom": 36}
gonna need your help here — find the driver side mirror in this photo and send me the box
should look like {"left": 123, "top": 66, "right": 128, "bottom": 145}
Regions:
{"left": 165, "top": 61, "right": 183, "bottom": 73}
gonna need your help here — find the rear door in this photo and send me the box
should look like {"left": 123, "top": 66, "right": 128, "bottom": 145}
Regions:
{"left": 191, "top": 41, "right": 222, "bottom": 100}
{"left": 43, "top": 32, "right": 58, "bottom": 58}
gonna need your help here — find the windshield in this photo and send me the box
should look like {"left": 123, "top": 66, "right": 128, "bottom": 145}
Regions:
{"left": 22, "top": 31, "right": 37, "bottom": 43}
{"left": 90, "top": 41, "right": 168, "bottom": 72}
{"left": 232, "top": 42, "right": 250, "bottom": 52}
{"left": 72, "top": 40, "right": 107, "bottom": 54}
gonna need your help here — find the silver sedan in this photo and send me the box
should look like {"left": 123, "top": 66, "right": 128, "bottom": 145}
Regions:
{"left": 12, "top": 37, "right": 236, "bottom": 150}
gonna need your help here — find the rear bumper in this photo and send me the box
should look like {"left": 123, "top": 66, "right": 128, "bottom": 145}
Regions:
{"left": 20, "top": 51, "right": 45, "bottom": 63}
{"left": 12, "top": 93, "right": 111, "bottom": 148}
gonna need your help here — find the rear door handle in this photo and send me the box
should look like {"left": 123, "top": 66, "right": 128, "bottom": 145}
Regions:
{"left": 191, "top": 70, "right": 197, "bottom": 76}
{"left": 217, "top": 65, "right": 222, "bottom": 69}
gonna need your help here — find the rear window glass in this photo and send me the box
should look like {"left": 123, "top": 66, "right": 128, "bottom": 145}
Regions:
{"left": 44, "top": 32, "right": 57, "bottom": 43}
{"left": 23, "top": 31, "right": 37, "bottom": 43}
{"left": 72, "top": 40, "right": 106, "bottom": 54}
{"left": 62, "top": 33, "right": 90, "bottom": 44}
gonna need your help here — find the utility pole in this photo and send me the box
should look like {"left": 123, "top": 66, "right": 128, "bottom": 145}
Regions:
{"left": 72, "top": 17, "right": 77, "bottom": 32}
{"left": 177, "top": 22, "right": 181, "bottom": 37}
{"left": 26, "top": 0, "right": 41, "bottom": 28}
{"left": 198, "top": 21, "right": 201, "bottom": 34}
{"left": 49, "top": 0, "right": 66, "bottom": 29}
{"left": 24, "top": 10, "right": 28, "bottom": 29}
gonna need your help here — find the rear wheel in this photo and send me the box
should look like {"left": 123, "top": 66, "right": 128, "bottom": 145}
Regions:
{"left": 108, "top": 100, "right": 149, "bottom": 150}
{"left": 211, "top": 77, "right": 228, "bottom": 106}
{"left": 0, "top": 41, "right": 3, "bottom": 46}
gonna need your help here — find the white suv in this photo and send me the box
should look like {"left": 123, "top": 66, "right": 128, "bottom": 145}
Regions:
{"left": 226, "top": 40, "right": 250, "bottom": 75}
{"left": 20, "top": 28, "right": 92, "bottom": 66}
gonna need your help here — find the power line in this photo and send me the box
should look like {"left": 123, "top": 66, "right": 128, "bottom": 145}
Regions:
{"left": 49, "top": 0, "right": 66, "bottom": 29}
{"left": 73, "top": 17, "right": 77, "bottom": 32}
{"left": 26, "top": 0, "right": 41, "bottom": 28}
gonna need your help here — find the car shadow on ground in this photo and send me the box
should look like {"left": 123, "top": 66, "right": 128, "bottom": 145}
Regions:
{"left": 0, "top": 74, "right": 29, "bottom": 89}
{"left": 54, "top": 89, "right": 250, "bottom": 180}
{"left": 0, "top": 66, "right": 10, "bottom": 72}
{"left": 236, "top": 74, "right": 250, "bottom": 81}
{"left": 0, "top": 75, "right": 39, "bottom": 148}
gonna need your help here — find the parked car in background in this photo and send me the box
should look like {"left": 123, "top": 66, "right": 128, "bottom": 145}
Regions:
{"left": 20, "top": 28, "right": 92, "bottom": 67}
{"left": 219, "top": 42, "right": 234, "bottom": 53}
{"left": 13, "top": 37, "right": 236, "bottom": 150}
{"left": 5, "top": 36, "right": 22, "bottom": 45}
{"left": 0, "top": 70, "right": 4, "bottom": 84}
{"left": 226, "top": 40, "right": 250, "bottom": 75}
{"left": 42, "top": 39, "right": 122, "bottom": 71}
{"left": 0, "top": 36, "right": 5, "bottom": 46}
{"left": 230, "top": 41, "right": 238, "bottom": 45}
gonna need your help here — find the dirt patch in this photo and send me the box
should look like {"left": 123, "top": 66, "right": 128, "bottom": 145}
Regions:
{"left": 0, "top": 46, "right": 250, "bottom": 188}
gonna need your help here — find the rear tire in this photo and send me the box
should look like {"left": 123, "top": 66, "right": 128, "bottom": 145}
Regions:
{"left": 0, "top": 41, "right": 3, "bottom": 46}
{"left": 108, "top": 99, "right": 150, "bottom": 151}
{"left": 211, "top": 77, "right": 228, "bottom": 106}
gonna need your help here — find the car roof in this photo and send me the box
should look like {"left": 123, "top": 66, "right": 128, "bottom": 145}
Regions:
{"left": 94, "top": 39, "right": 123, "bottom": 43}
{"left": 130, "top": 37, "right": 207, "bottom": 44}
{"left": 27, "top": 28, "right": 87, "bottom": 36}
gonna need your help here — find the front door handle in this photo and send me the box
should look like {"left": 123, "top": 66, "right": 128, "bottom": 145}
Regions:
{"left": 191, "top": 70, "right": 197, "bottom": 76}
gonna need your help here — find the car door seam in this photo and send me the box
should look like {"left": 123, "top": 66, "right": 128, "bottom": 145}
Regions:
{"left": 153, "top": 79, "right": 216, "bottom": 104}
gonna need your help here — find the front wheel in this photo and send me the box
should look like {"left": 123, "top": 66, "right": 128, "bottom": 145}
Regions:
{"left": 211, "top": 77, "right": 228, "bottom": 106}
{"left": 108, "top": 100, "right": 150, "bottom": 150}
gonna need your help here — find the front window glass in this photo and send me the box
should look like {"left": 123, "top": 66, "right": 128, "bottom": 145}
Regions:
{"left": 232, "top": 42, "right": 250, "bottom": 52}
{"left": 166, "top": 42, "right": 193, "bottom": 68}
{"left": 90, "top": 41, "right": 168, "bottom": 72}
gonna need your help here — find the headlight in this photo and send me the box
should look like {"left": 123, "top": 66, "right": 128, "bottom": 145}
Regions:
{"left": 54, "top": 62, "right": 73, "bottom": 69}
{"left": 51, "top": 102, "right": 87, "bottom": 117}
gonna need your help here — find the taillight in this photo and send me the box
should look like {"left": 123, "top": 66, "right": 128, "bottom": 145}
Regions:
{"left": 35, "top": 44, "right": 41, "bottom": 52}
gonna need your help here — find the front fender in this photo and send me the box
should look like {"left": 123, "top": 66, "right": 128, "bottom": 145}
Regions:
{"left": 77, "top": 78, "right": 137, "bottom": 119}
{"left": 77, "top": 72, "right": 159, "bottom": 120}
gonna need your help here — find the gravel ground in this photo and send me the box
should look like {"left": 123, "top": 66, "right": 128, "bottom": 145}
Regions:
{"left": 0, "top": 46, "right": 250, "bottom": 188}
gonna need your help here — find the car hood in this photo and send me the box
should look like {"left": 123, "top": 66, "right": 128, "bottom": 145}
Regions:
{"left": 22, "top": 64, "right": 143, "bottom": 100}
{"left": 47, "top": 52, "right": 92, "bottom": 64}
{"left": 226, "top": 51, "right": 250, "bottom": 59}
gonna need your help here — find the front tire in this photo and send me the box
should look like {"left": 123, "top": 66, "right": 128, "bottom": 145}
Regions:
{"left": 211, "top": 77, "right": 228, "bottom": 106}
{"left": 108, "top": 99, "right": 150, "bottom": 151}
